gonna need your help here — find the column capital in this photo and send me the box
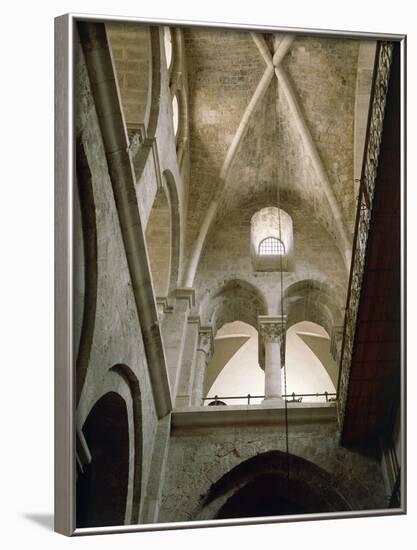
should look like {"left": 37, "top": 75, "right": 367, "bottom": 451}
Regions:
{"left": 258, "top": 315, "right": 287, "bottom": 344}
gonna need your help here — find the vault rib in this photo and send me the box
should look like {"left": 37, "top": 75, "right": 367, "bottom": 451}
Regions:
{"left": 183, "top": 36, "right": 294, "bottom": 287}
{"left": 251, "top": 32, "right": 273, "bottom": 66}
{"left": 220, "top": 65, "right": 274, "bottom": 180}
{"left": 274, "top": 63, "right": 351, "bottom": 271}
{"left": 254, "top": 33, "right": 351, "bottom": 271}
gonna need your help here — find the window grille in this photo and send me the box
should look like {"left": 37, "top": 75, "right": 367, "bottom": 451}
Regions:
{"left": 258, "top": 237, "right": 285, "bottom": 255}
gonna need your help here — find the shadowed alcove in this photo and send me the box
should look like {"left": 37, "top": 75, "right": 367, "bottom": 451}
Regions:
{"left": 76, "top": 392, "right": 130, "bottom": 528}
{"left": 194, "top": 450, "right": 351, "bottom": 520}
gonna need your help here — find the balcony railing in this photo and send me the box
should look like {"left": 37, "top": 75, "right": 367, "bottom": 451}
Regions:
{"left": 202, "top": 392, "right": 337, "bottom": 406}
{"left": 337, "top": 41, "right": 394, "bottom": 427}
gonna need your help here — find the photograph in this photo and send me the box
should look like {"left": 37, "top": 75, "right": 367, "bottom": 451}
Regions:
{"left": 55, "top": 13, "right": 404, "bottom": 535}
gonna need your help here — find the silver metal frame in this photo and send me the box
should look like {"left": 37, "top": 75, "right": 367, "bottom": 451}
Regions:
{"left": 54, "top": 12, "right": 407, "bottom": 537}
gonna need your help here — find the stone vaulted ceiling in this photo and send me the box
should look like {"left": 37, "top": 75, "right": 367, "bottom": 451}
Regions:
{"left": 183, "top": 28, "right": 361, "bottom": 279}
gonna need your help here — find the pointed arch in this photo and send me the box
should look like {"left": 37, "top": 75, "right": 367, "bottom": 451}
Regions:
{"left": 193, "top": 450, "right": 351, "bottom": 520}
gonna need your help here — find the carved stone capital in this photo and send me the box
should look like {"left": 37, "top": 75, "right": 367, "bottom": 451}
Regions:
{"left": 258, "top": 315, "right": 287, "bottom": 344}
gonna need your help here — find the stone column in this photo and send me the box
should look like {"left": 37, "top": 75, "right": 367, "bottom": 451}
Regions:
{"left": 140, "top": 415, "right": 171, "bottom": 523}
{"left": 191, "top": 327, "right": 214, "bottom": 406}
{"left": 258, "top": 315, "right": 287, "bottom": 403}
{"left": 175, "top": 316, "right": 200, "bottom": 408}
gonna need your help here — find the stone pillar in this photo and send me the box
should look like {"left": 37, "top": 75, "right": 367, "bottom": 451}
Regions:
{"left": 140, "top": 415, "right": 171, "bottom": 523}
{"left": 160, "top": 289, "right": 195, "bottom": 400}
{"left": 258, "top": 315, "right": 287, "bottom": 403}
{"left": 175, "top": 316, "right": 200, "bottom": 408}
{"left": 191, "top": 327, "right": 214, "bottom": 406}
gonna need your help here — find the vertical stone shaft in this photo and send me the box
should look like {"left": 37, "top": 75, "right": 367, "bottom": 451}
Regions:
{"left": 258, "top": 315, "right": 287, "bottom": 403}
{"left": 264, "top": 340, "right": 282, "bottom": 399}
{"left": 191, "top": 328, "right": 214, "bottom": 406}
{"left": 175, "top": 317, "right": 200, "bottom": 408}
{"left": 160, "top": 289, "right": 195, "bottom": 401}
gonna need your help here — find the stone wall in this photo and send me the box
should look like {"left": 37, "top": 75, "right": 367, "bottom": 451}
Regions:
{"left": 184, "top": 28, "right": 265, "bottom": 255}
{"left": 283, "top": 37, "right": 359, "bottom": 232}
{"left": 194, "top": 197, "right": 347, "bottom": 322}
{"left": 145, "top": 186, "right": 171, "bottom": 296}
{"left": 159, "top": 420, "right": 387, "bottom": 522}
{"left": 107, "top": 23, "right": 151, "bottom": 128}
{"left": 75, "top": 37, "right": 159, "bottom": 524}
{"left": 73, "top": 22, "right": 389, "bottom": 528}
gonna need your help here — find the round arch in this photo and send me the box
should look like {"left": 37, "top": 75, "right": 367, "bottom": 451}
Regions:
{"left": 110, "top": 364, "right": 143, "bottom": 523}
{"left": 168, "top": 29, "right": 189, "bottom": 161}
{"left": 204, "top": 320, "right": 264, "bottom": 402}
{"left": 77, "top": 365, "right": 143, "bottom": 527}
{"left": 76, "top": 391, "right": 130, "bottom": 527}
{"left": 251, "top": 207, "right": 294, "bottom": 271}
{"left": 145, "top": 171, "right": 181, "bottom": 297}
{"left": 285, "top": 320, "right": 338, "bottom": 393}
{"left": 163, "top": 26, "right": 173, "bottom": 71}
{"left": 146, "top": 27, "right": 163, "bottom": 140}
{"left": 200, "top": 279, "right": 268, "bottom": 337}
{"left": 75, "top": 139, "right": 98, "bottom": 404}
{"left": 284, "top": 279, "right": 344, "bottom": 336}
{"left": 145, "top": 184, "right": 171, "bottom": 296}
{"left": 163, "top": 170, "right": 181, "bottom": 293}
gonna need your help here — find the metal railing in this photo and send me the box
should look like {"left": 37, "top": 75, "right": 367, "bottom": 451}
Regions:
{"left": 202, "top": 392, "right": 337, "bottom": 406}
{"left": 337, "top": 41, "right": 394, "bottom": 426}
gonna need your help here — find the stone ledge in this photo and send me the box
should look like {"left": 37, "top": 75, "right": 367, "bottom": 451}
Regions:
{"left": 171, "top": 403, "right": 337, "bottom": 430}
{"left": 173, "top": 288, "right": 196, "bottom": 308}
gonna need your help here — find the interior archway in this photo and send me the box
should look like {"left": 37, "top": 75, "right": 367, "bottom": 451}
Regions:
{"left": 195, "top": 450, "right": 351, "bottom": 520}
{"left": 216, "top": 473, "right": 314, "bottom": 518}
{"left": 285, "top": 321, "right": 337, "bottom": 400}
{"left": 201, "top": 278, "right": 268, "bottom": 334}
{"left": 76, "top": 392, "right": 130, "bottom": 527}
{"left": 205, "top": 321, "right": 264, "bottom": 405}
{"left": 163, "top": 170, "right": 181, "bottom": 293}
{"left": 172, "top": 94, "right": 179, "bottom": 136}
{"left": 163, "top": 27, "right": 173, "bottom": 70}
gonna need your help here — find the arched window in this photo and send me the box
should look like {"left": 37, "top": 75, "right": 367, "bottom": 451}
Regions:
{"left": 172, "top": 95, "right": 179, "bottom": 136}
{"left": 163, "top": 27, "right": 173, "bottom": 69}
{"left": 250, "top": 208, "right": 294, "bottom": 271}
{"left": 259, "top": 237, "right": 285, "bottom": 256}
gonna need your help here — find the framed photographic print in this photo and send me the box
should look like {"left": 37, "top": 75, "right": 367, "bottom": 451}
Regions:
{"left": 54, "top": 12, "right": 406, "bottom": 536}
